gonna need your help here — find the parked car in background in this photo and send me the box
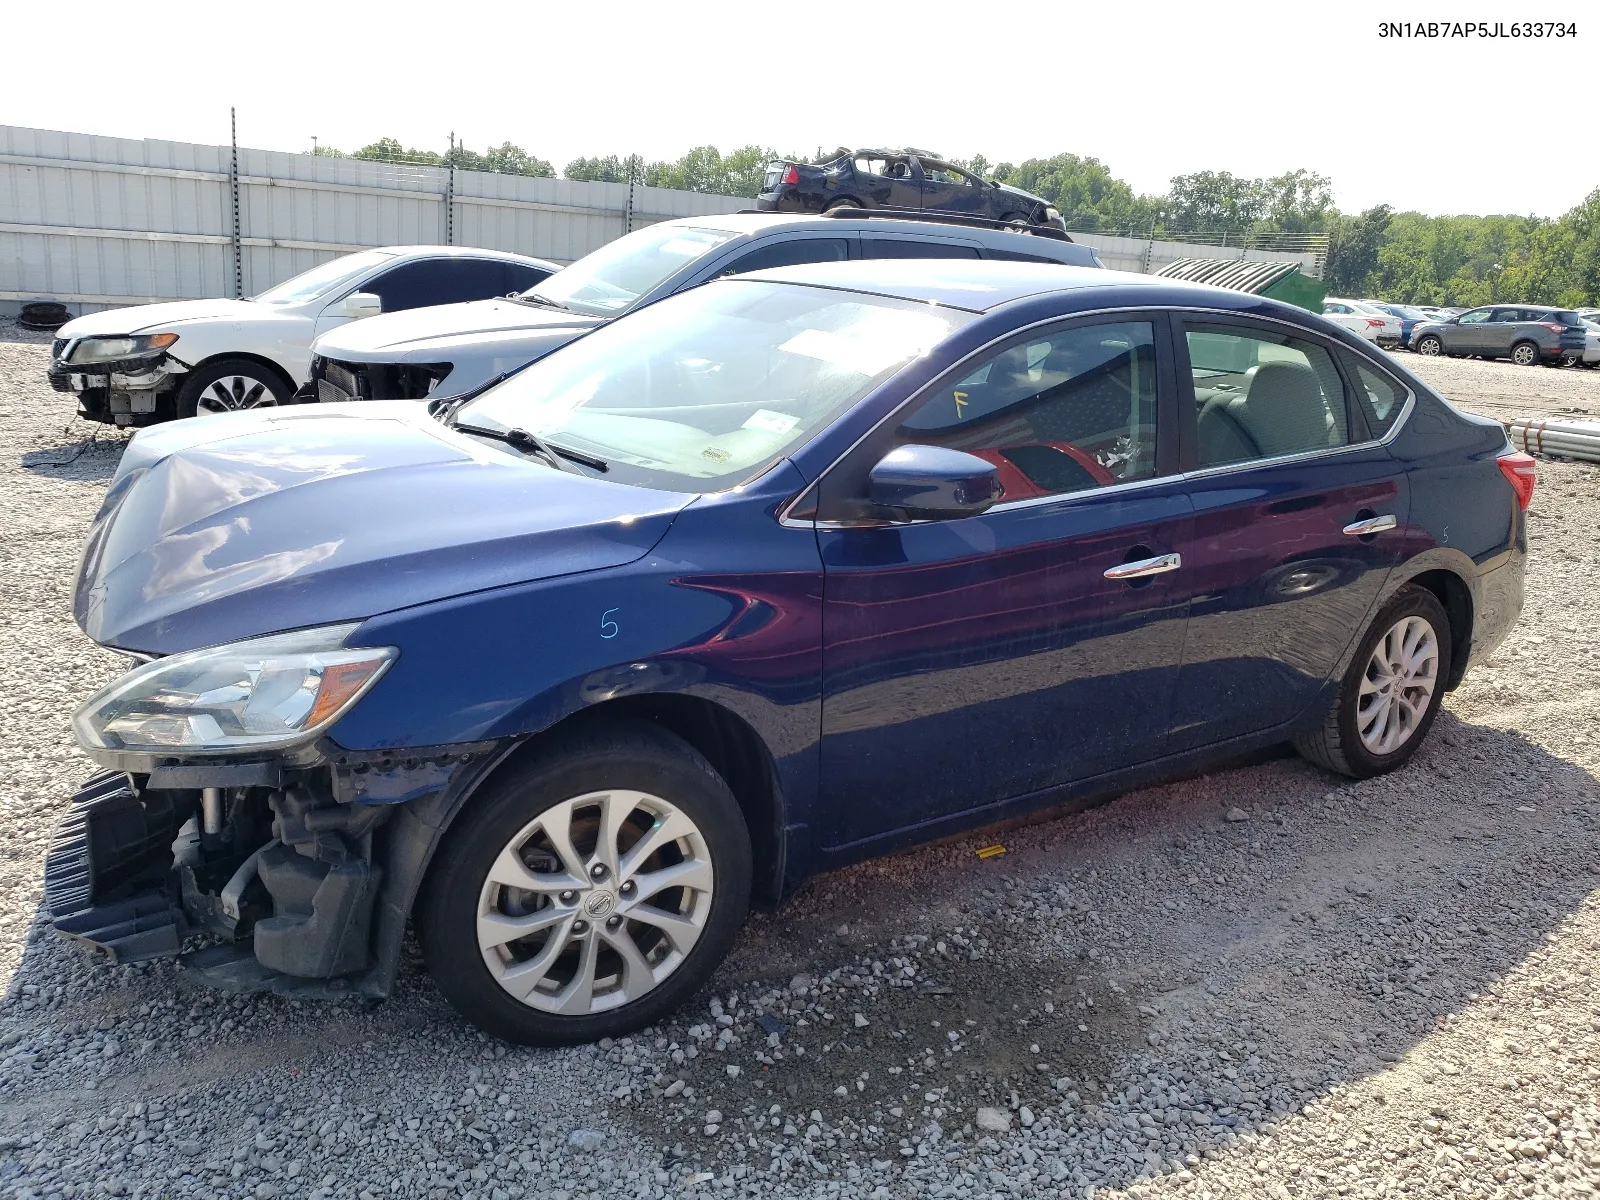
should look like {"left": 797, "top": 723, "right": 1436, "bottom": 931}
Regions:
{"left": 1361, "top": 301, "right": 1432, "bottom": 349}
{"left": 1567, "top": 317, "right": 1600, "bottom": 368}
{"left": 1322, "top": 298, "right": 1401, "bottom": 347}
{"left": 49, "top": 259, "right": 1528, "bottom": 1045}
{"left": 1411, "top": 305, "right": 1589, "bottom": 366}
{"left": 304, "top": 212, "right": 1103, "bottom": 405}
{"left": 47, "top": 247, "right": 558, "bottom": 427}
{"left": 756, "top": 148, "right": 1064, "bottom": 230}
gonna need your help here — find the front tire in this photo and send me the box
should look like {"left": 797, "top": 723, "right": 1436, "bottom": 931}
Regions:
{"left": 1294, "top": 587, "right": 1452, "bottom": 779}
{"left": 1415, "top": 335, "right": 1442, "bottom": 356}
{"left": 823, "top": 198, "right": 862, "bottom": 213}
{"left": 176, "top": 357, "right": 292, "bottom": 417}
{"left": 417, "top": 721, "right": 752, "bottom": 1045}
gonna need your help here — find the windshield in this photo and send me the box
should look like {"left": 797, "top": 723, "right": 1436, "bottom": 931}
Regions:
{"left": 457, "top": 279, "right": 974, "bottom": 491}
{"left": 252, "top": 249, "right": 397, "bottom": 305}
{"left": 523, "top": 224, "right": 737, "bottom": 317}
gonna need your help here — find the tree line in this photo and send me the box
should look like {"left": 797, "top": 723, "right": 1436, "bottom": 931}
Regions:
{"left": 315, "top": 137, "right": 1600, "bottom": 308}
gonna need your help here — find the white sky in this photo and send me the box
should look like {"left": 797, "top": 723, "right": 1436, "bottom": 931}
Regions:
{"left": 4, "top": 1, "right": 1593, "bottom": 218}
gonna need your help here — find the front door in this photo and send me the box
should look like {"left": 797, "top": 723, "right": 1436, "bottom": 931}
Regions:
{"left": 1168, "top": 318, "right": 1413, "bottom": 751}
{"left": 816, "top": 315, "right": 1191, "bottom": 850}
{"left": 915, "top": 160, "right": 988, "bottom": 216}
{"left": 1449, "top": 307, "right": 1494, "bottom": 354}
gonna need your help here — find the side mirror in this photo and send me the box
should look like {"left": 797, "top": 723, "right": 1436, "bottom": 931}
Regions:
{"left": 867, "top": 444, "right": 1001, "bottom": 521}
{"left": 344, "top": 292, "right": 382, "bottom": 319}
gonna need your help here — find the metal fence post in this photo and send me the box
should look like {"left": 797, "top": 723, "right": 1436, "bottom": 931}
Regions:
{"left": 229, "top": 107, "right": 242, "bottom": 298}
{"left": 625, "top": 154, "right": 638, "bottom": 234}
{"left": 445, "top": 132, "right": 456, "bottom": 246}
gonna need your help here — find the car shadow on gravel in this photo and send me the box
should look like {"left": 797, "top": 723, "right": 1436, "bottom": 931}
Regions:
{"left": 0, "top": 710, "right": 1593, "bottom": 1193}
{"left": 20, "top": 436, "right": 126, "bottom": 482}
{"left": 597, "top": 708, "right": 1599, "bottom": 1184}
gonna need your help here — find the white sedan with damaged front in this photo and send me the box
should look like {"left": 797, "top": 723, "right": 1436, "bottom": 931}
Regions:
{"left": 45, "top": 246, "right": 557, "bottom": 427}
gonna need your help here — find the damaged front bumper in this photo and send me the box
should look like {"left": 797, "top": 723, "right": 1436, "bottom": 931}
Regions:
{"left": 44, "top": 739, "right": 509, "bottom": 1000}
{"left": 47, "top": 356, "right": 186, "bottom": 427}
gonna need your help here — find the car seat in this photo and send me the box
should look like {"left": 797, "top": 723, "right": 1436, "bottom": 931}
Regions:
{"left": 1197, "top": 360, "right": 1334, "bottom": 465}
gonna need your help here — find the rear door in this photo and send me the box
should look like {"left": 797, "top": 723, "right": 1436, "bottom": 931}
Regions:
{"left": 815, "top": 314, "right": 1191, "bottom": 848}
{"left": 1487, "top": 307, "right": 1525, "bottom": 357}
{"left": 1168, "top": 316, "right": 1412, "bottom": 752}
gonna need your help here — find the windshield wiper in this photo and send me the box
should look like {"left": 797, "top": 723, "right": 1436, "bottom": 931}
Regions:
{"left": 453, "top": 423, "right": 608, "bottom": 473}
{"left": 513, "top": 292, "right": 569, "bottom": 312}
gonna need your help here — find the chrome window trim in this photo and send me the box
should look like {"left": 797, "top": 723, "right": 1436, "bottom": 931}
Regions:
{"left": 779, "top": 303, "right": 1417, "bottom": 530}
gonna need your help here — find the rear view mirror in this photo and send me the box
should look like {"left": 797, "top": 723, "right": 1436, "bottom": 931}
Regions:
{"left": 868, "top": 444, "right": 1001, "bottom": 520}
{"left": 344, "top": 292, "right": 382, "bottom": 319}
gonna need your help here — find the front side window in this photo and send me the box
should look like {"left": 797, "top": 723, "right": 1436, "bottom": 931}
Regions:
{"left": 457, "top": 280, "right": 973, "bottom": 492}
{"left": 1185, "top": 322, "right": 1350, "bottom": 468}
{"left": 716, "top": 238, "right": 850, "bottom": 278}
{"left": 1324, "top": 303, "right": 1350, "bottom": 315}
{"left": 1457, "top": 309, "right": 1491, "bottom": 324}
{"left": 526, "top": 224, "right": 738, "bottom": 316}
{"left": 367, "top": 260, "right": 506, "bottom": 313}
{"left": 893, "top": 320, "right": 1159, "bottom": 501}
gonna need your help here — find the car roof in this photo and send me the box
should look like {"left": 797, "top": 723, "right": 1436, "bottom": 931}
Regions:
{"left": 729, "top": 258, "right": 1233, "bottom": 314}
{"left": 656, "top": 212, "right": 1090, "bottom": 262}
{"left": 371, "top": 245, "right": 560, "bottom": 268}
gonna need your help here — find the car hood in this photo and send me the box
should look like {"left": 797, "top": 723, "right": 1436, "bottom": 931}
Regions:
{"left": 314, "top": 298, "right": 599, "bottom": 358}
{"left": 993, "top": 183, "right": 1047, "bottom": 207}
{"left": 75, "top": 402, "right": 691, "bottom": 655}
{"left": 58, "top": 299, "right": 267, "bottom": 340}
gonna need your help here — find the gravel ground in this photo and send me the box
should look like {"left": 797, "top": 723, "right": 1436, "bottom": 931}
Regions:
{"left": 1, "top": 322, "right": 1598, "bottom": 1200}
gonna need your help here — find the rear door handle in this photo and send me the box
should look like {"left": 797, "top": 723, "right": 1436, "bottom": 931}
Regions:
{"left": 1342, "top": 514, "right": 1398, "bottom": 536}
{"left": 1104, "top": 552, "right": 1182, "bottom": 580}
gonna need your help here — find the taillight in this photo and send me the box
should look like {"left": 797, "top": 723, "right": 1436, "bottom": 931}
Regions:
{"left": 1497, "top": 451, "right": 1536, "bottom": 510}
{"left": 1366, "top": 318, "right": 1385, "bottom": 327}
{"left": 781, "top": 164, "right": 799, "bottom": 186}
{"left": 1540, "top": 322, "right": 1566, "bottom": 333}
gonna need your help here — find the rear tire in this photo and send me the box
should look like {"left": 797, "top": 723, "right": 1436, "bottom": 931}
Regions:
{"left": 1510, "top": 340, "right": 1540, "bottom": 367}
{"left": 1294, "top": 587, "right": 1452, "bottom": 779}
{"left": 417, "top": 721, "right": 751, "bottom": 1045}
{"left": 823, "top": 198, "right": 862, "bottom": 213}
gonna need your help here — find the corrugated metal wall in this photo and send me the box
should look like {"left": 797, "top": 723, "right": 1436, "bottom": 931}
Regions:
{"left": 0, "top": 124, "right": 748, "bottom": 313}
{"left": 1071, "top": 231, "right": 1320, "bottom": 279}
{"left": 1, "top": 123, "right": 1320, "bottom": 315}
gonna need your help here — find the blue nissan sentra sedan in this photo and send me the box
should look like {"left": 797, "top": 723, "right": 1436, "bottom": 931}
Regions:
{"left": 50, "top": 260, "right": 1531, "bottom": 1044}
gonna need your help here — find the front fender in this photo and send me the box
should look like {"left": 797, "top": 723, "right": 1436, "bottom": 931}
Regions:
{"left": 329, "top": 457, "right": 824, "bottom": 807}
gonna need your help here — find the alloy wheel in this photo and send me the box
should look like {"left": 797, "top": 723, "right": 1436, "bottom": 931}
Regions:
{"left": 1417, "top": 337, "right": 1441, "bottom": 356}
{"left": 1357, "top": 615, "right": 1439, "bottom": 756}
{"left": 195, "top": 373, "right": 278, "bottom": 414}
{"left": 1511, "top": 343, "right": 1538, "bottom": 366}
{"left": 476, "top": 789, "right": 714, "bottom": 1015}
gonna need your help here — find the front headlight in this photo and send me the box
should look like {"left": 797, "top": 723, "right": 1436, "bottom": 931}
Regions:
{"left": 67, "top": 332, "right": 179, "bottom": 366}
{"left": 1045, "top": 206, "right": 1061, "bottom": 220}
{"left": 73, "top": 623, "right": 396, "bottom": 756}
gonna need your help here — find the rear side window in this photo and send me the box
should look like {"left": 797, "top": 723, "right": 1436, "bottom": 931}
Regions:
{"left": 1184, "top": 322, "right": 1350, "bottom": 468}
{"left": 895, "top": 320, "right": 1159, "bottom": 498}
{"left": 861, "top": 238, "right": 981, "bottom": 259}
{"left": 717, "top": 238, "right": 850, "bottom": 277}
{"left": 1341, "top": 353, "right": 1408, "bottom": 439}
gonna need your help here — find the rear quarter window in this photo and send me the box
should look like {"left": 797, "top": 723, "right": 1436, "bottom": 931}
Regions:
{"left": 1340, "top": 352, "right": 1408, "bottom": 438}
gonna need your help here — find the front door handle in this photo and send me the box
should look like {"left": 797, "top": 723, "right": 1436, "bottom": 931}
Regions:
{"left": 1104, "top": 552, "right": 1182, "bottom": 581}
{"left": 1343, "top": 514, "right": 1398, "bottom": 536}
